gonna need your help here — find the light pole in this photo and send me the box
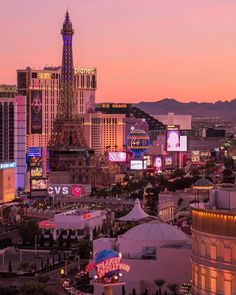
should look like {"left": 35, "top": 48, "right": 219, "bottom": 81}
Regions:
{"left": 34, "top": 235, "right": 37, "bottom": 256}
{"left": 2, "top": 250, "right": 4, "bottom": 268}
{"left": 20, "top": 249, "right": 22, "bottom": 263}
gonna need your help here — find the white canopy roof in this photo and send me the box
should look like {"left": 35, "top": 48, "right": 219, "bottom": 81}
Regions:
{"left": 119, "top": 199, "right": 150, "bottom": 221}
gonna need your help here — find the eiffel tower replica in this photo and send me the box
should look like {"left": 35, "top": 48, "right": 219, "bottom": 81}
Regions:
{"left": 48, "top": 11, "right": 95, "bottom": 183}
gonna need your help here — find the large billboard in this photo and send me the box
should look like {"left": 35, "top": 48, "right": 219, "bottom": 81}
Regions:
{"left": 179, "top": 136, "right": 188, "bottom": 152}
{"left": 31, "top": 90, "right": 42, "bottom": 134}
{"left": 153, "top": 156, "right": 162, "bottom": 173}
{"left": 166, "top": 130, "right": 180, "bottom": 152}
{"left": 47, "top": 184, "right": 91, "bottom": 197}
{"left": 31, "top": 179, "right": 48, "bottom": 190}
{"left": 108, "top": 152, "right": 127, "bottom": 162}
{"left": 130, "top": 159, "right": 147, "bottom": 170}
{"left": 30, "top": 167, "right": 43, "bottom": 178}
{"left": 164, "top": 155, "right": 175, "bottom": 168}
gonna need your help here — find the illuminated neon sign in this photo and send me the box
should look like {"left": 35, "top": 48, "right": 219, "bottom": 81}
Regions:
{"left": 74, "top": 67, "right": 96, "bottom": 74}
{"left": 0, "top": 162, "right": 16, "bottom": 170}
{"left": 86, "top": 249, "right": 130, "bottom": 283}
{"left": 95, "top": 256, "right": 130, "bottom": 279}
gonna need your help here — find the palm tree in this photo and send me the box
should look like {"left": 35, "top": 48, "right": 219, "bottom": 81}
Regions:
{"left": 167, "top": 283, "right": 179, "bottom": 295}
{"left": 154, "top": 279, "right": 165, "bottom": 295}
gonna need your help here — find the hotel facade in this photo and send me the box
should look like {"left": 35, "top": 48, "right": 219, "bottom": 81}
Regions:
{"left": 191, "top": 187, "right": 236, "bottom": 295}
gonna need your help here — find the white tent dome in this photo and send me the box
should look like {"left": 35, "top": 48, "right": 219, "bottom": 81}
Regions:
{"left": 120, "top": 221, "right": 189, "bottom": 242}
{"left": 119, "top": 198, "right": 150, "bottom": 221}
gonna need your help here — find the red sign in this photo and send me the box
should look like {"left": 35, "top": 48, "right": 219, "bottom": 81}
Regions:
{"left": 71, "top": 185, "right": 82, "bottom": 197}
{"left": 82, "top": 213, "right": 91, "bottom": 219}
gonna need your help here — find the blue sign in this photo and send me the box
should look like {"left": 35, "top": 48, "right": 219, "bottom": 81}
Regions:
{"left": 28, "top": 147, "right": 42, "bottom": 157}
{"left": 127, "top": 129, "right": 150, "bottom": 158}
{"left": 0, "top": 162, "right": 16, "bottom": 170}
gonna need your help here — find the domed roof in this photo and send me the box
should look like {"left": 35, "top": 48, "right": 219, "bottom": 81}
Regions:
{"left": 120, "top": 222, "right": 189, "bottom": 242}
{"left": 193, "top": 177, "right": 213, "bottom": 190}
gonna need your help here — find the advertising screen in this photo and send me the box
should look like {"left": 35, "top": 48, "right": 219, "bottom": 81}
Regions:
{"left": 108, "top": 152, "right": 127, "bottom": 162}
{"left": 191, "top": 151, "right": 200, "bottom": 162}
{"left": 143, "top": 155, "right": 151, "bottom": 166}
{"left": 179, "top": 136, "right": 188, "bottom": 152}
{"left": 167, "top": 130, "right": 180, "bottom": 152}
{"left": 28, "top": 147, "right": 42, "bottom": 157}
{"left": 164, "top": 155, "right": 174, "bottom": 167}
{"left": 30, "top": 167, "right": 43, "bottom": 178}
{"left": 153, "top": 156, "right": 162, "bottom": 172}
{"left": 31, "top": 179, "right": 48, "bottom": 190}
{"left": 31, "top": 90, "right": 42, "bottom": 134}
{"left": 130, "top": 160, "right": 147, "bottom": 170}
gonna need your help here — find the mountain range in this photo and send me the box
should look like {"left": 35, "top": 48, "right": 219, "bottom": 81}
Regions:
{"left": 135, "top": 98, "right": 236, "bottom": 119}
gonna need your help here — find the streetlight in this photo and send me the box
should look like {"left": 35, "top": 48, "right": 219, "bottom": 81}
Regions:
{"left": 34, "top": 235, "right": 37, "bottom": 256}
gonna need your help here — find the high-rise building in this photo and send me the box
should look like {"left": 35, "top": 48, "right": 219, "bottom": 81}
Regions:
{"left": 17, "top": 66, "right": 96, "bottom": 149}
{"left": 81, "top": 113, "right": 126, "bottom": 154}
{"left": 0, "top": 89, "right": 27, "bottom": 190}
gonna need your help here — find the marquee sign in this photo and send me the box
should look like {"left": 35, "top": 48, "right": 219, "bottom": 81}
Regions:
{"left": 86, "top": 249, "right": 130, "bottom": 283}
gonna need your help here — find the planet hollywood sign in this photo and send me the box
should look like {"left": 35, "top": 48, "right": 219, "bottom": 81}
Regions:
{"left": 97, "top": 257, "right": 130, "bottom": 279}
{"left": 86, "top": 249, "right": 130, "bottom": 282}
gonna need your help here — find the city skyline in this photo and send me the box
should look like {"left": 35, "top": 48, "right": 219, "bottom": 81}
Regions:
{"left": 1, "top": 0, "right": 236, "bottom": 103}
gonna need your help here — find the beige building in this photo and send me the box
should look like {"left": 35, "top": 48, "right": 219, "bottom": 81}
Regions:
{"left": 17, "top": 67, "right": 97, "bottom": 149}
{"left": 0, "top": 163, "right": 16, "bottom": 203}
{"left": 17, "top": 67, "right": 126, "bottom": 155}
{"left": 81, "top": 113, "right": 126, "bottom": 155}
{"left": 93, "top": 222, "right": 192, "bottom": 295}
{"left": 191, "top": 186, "right": 236, "bottom": 295}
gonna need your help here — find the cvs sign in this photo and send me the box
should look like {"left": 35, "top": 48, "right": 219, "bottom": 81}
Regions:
{"left": 48, "top": 186, "right": 69, "bottom": 196}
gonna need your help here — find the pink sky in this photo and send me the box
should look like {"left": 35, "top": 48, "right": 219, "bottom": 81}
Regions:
{"left": 1, "top": 0, "right": 236, "bottom": 103}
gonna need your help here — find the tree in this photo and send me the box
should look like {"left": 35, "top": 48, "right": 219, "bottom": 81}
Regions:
{"left": 154, "top": 278, "right": 165, "bottom": 295}
{"left": 19, "top": 220, "right": 40, "bottom": 246}
{"left": 8, "top": 261, "right": 12, "bottom": 273}
{"left": 77, "top": 240, "right": 92, "bottom": 259}
{"left": 171, "top": 169, "right": 186, "bottom": 178}
{"left": 66, "top": 233, "right": 71, "bottom": 248}
{"left": 58, "top": 233, "right": 64, "bottom": 248}
{"left": 222, "top": 169, "right": 235, "bottom": 183}
{"left": 205, "top": 160, "right": 216, "bottom": 175}
{"left": 92, "top": 227, "right": 97, "bottom": 239}
{"left": 2, "top": 206, "right": 12, "bottom": 224}
{"left": 39, "top": 234, "right": 45, "bottom": 247}
{"left": 19, "top": 283, "right": 57, "bottom": 295}
{"left": 0, "top": 285, "right": 18, "bottom": 295}
{"left": 48, "top": 234, "right": 53, "bottom": 248}
{"left": 167, "top": 283, "right": 179, "bottom": 295}
{"left": 41, "top": 259, "right": 44, "bottom": 271}
{"left": 58, "top": 252, "right": 62, "bottom": 264}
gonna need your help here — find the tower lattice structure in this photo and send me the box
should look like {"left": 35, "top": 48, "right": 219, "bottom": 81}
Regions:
{"left": 49, "top": 11, "right": 86, "bottom": 148}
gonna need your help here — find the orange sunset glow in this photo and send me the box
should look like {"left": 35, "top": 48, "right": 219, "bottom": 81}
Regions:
{"left": 1, "top": 0, "right": 236, "bottom": 102}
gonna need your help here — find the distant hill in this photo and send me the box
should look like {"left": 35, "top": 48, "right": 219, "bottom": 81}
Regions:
{"left": 135, "top": 98, "right": 236, "bottom": 119}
